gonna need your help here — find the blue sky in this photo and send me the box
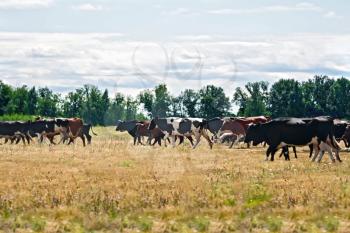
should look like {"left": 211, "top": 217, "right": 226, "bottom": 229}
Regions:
{"left": 0, "top": 0, "right": 349, "bottom": 97}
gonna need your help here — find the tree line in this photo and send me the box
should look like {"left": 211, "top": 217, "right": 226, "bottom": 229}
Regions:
{"left": 0, "top": 75, "right": 349, "bottom": 125}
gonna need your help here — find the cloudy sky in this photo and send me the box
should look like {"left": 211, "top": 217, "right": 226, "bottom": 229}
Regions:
{"left": 0, "top": 0, "right": 349, "bottom": 97}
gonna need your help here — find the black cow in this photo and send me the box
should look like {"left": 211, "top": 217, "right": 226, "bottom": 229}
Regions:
{"left": 0, "top": 121, "right": 32, "bottom": 145}
{"left": 116, "top": 120, "right": 146, "bottom": 145}
{"left": 334, "top": 120, "right": 349, "bottom": 143}
{"left": 148, "top": 117, "right": 213, "bottom": 149}
{"left": 244, "top": 117, "right": 341, "bottom": 162}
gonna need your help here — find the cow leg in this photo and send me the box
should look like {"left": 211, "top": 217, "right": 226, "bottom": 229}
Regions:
{"left": 163, "top": 133, "right": 170, "bottom": 147}
{"left": 178, "top": 136, "right": 184, "bottom": 145}
{"left": 67, "top": 138, "right": 74, "bottom": 145}
{"left": 334, "top": 149, "right": 342, "bottom": 162}
{"left": 187, "top": 136, "right": 194, "bottom": 146}
{"left": 81, "top": 135, "right": 86, "bottom": 147}
{"left": 281, "top": 147, "right": 290, "bottom": 161}
{"left": 270, "top": 148, "right": 278, "bottom": 162}
{"left": 154, "top": 138, "right": 161, "bottom": 146}
{"left": 56, "top": 133, "right": 66, "bottom": 145}
{"left": 171, "top": 136, "right": 176, "bottom": 148}
{"left": 229, "top": 139, "right": 235, "bottom": 149}
{"left": 15, "top": 137, "right": 21, "bottom": 144}
{"left": 318, "top": 142, "right": 334, "bottom": 163}
{"left": 293, "top": 146, "right": 297, "bottom": 159}
{"left": 309, "top": 144, "right": 314, "bottom": 158}
{"left": 328, "top": 138, "right": 342, "bottom": 162}
{"left": 25, "top": 135, "right": 31, "bottom": 144}
{"left": 50, "top": 136, "right": 56, "bottom": 145}
{"left": 311, "top": 144, "right": 321, "bottom": 162}
{"left": 279, "top": 149, "right": 284, "bottom": 158}
{"left": 192, "top": 133, "right": 201, "bottom": 149}
{"left": 266, "top": 147, "right": 272, "bottom": 161}
{"left": 201, "top": 131, "right": 213, "bottom": 149}
{"left": 20, "top": 135, "right": 26, "bottom": 145}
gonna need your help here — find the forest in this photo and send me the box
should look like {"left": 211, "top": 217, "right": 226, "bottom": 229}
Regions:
{"left": 0, "top": 75, "right": 349, "bottom": 125}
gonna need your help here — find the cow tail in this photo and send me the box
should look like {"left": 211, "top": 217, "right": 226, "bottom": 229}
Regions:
{"left": 330, "top": 134, "right": 341, "bottom": 150}
{"left": 90, "top": 126, "right": 98, "bottom": 136}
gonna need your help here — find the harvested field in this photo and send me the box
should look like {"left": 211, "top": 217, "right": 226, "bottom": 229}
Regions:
{"left": 1, "top": 127, "right": 350, "bottom": 232}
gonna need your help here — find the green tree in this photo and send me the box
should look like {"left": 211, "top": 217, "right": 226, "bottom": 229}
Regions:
{"left": 104, "top": 93, "right": 126, "bottom": 125}
{"left": 37, "top": 87, "right": 61, "bottom": 117}
{"left": 327, "top": 77, "right": 350, "bottom": 118}
{"left": 138, "top": 90, "right": 154, "bottom": 118}
{"left": 169, "top": 95, "right": 184, "bottom": 117}
{"left": 138, "top": 84, "right": 171, "bottom": 117}
{"left": 63, "top": 89, "right": 85, "bottom": 118}
{"left": 233, "top": 82, "right": 269, "bottom": 117}
{"left": 125, "top": 96, "right": 138, "bottom": 120}
{"left": 7, "top": 86, "right": 29, "bottom": 114}
{"left": 181, "top": 89, "right": 199, "bottom": 117}
{"left": 0, "top": 81, "right": 12, "bottom": 115}
{"left": 268, "top": 79, "right": 304, "bottom": 117}
{"left": 198, "top": 85, "right": 231, "bottom": 119}
{"left": 26, "top": 87, "right": 38, "bottom": 115}
{"left": 153, "top": 84, "right": 171, "bottom": 117}
{"left": 302, "top": 75, "right": 335, "bottom": 116}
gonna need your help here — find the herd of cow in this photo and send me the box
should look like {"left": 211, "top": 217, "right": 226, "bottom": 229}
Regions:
{"left": 0, "top": 118, "right": 97, "bottom": 147}
{"left": 116, "top": 116, "right": 350, "bottom": 163}
{"left": 1, "top": 116, "right": 349, "bottom": 163}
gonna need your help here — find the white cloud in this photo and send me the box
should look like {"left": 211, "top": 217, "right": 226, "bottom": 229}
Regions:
{"left": 72, "top": 3, "right": 107, "bottom": 12}
{"left": 162, "top": 8, "right": 191, "bottom": 16}
{"left": 323, "top": 11, "right": 342, "bottom": 19}
{"left": 0, "top": 32, "right": 349, "bottom": 98}
{"left": 207, "top": 2, "right": 338, "bottom": 17}
{"left": 0, "top": 0, "right": 53, "bottom": 9}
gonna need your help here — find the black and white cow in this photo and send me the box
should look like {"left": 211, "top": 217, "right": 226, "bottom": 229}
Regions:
{"left": 148, "top": 117, "right": 213, "bottom": 149}
{"left": 244, "top": 117, "right": 341, "bottom": 162}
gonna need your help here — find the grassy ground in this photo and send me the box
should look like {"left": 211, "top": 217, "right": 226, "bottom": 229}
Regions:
{"left": 1, "top": 127, "right": 350, "bottom": 232}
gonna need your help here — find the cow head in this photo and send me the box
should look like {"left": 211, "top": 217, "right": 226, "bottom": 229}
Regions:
{"left": 55, "top": 118, "right": 69, "bottom": 128}
{"left": 115, "top": 120, "right": 125, "bottom": 131}
{"left": 244, "top": 123, "right": 265, "bottom": 146}
{"left": 148, "top": 119, "right": 157, "bottom": 131}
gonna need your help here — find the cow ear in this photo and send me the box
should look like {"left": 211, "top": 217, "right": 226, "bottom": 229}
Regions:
{"left": 193, "top": 121, "right": 200, "bottom": 128}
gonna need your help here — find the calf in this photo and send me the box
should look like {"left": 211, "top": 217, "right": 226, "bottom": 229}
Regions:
{"left": 148, "top": 117, "right": 213, "bottom": 149}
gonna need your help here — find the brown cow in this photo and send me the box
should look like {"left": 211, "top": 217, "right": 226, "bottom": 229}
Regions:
{"left": 42, "top": 118, "right": 85, "bottom": 146}
{"left": 217, "top": 116, "right": 270, "bottom": 148}
{"left": 217, "top": 119, "right": 246, "bottom": 148}
{"left": 62, "top": 118, "right": 85, "bottom": 146}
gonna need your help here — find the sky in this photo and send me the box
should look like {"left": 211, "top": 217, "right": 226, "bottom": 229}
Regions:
{"left": 0, "top": 0, "right": 349, "bottom": 97}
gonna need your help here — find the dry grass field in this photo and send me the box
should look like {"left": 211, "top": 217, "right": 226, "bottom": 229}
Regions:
{"left": 1, "top": 127, "right": 350, "bottom": 232}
